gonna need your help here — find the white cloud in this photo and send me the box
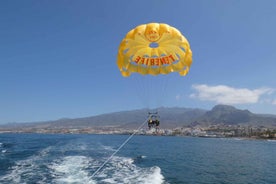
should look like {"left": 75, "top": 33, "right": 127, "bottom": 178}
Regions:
{"left": 190, "top": 84, "right": 275, "bottom": 105}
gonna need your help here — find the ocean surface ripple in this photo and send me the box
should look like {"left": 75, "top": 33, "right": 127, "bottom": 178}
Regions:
{"left": 0, "top": 134, "right": 275, "bottom": 184}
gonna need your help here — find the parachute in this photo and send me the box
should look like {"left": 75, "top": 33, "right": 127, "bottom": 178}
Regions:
{"left": 117, "top": 23, "right": 193, "bottom": 131}
{"left": 117, "top": 23, "right": 192, "bottom": 77}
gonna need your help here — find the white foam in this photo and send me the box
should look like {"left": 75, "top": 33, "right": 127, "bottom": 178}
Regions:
{"left": 95, "top": 156, "right": 166, "bottom": 184}
{"left": 0, "top": 140, "right": 167, "bottom": 184}
{"left": 0, "top": 147, "right": 51, "bottom": 183}
{"left": 138, "top": 166, "right": 165, "bottom": 184}
{"left": 100, "top": 145, "right": 116, "bottom": 152}
{"left": 49, "top": 155, "right": 96, "bottom": 184}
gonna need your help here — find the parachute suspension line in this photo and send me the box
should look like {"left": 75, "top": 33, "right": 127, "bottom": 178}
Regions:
{"left": 157, "top": 75, "right": 169, "bottom": 109}
{"left": 132, "top": 74, "right": 150, "bottom": 109}
{"left": 139, "top": 75, "right": 150, "bottom": 108}
{"left": 90, "top": 116, "right": 150, "bottom": 179}
{"left": 145, "top": 75, "right": 164, "bottom": 110}
{"left": 132, "top": 74, "right": 170, "bottom": 111}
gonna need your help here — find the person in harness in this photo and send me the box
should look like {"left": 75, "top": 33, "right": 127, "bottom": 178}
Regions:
{"left": 148, "top": 112, "right": 160, "bottom": 130}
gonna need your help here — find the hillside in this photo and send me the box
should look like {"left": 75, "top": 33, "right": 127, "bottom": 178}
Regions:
{"left": 192, "top": 105, "right": 276, "bottom": 128}
{"left": 1, "top": 105, "right": 276, "bottom": 131}
{"left": 0, "top": 107, "right": 206, "bottom": 130}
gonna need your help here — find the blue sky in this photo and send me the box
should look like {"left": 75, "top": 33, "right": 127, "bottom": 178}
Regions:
{"left": 1, "top": 0, "right": 276, "bottom": 123}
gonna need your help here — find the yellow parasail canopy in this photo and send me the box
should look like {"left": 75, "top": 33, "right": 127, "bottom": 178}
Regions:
{"left": 117, "top": 23, "right": 192, "bottom": 77}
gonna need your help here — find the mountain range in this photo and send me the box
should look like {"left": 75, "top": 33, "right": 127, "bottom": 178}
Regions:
{"left": 1, "top": 105, "right": 276, "bottom": 130}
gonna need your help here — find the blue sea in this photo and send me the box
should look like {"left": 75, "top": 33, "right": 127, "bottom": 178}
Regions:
{"left": 0, "top": 133, "right": 275, "bottom": 184}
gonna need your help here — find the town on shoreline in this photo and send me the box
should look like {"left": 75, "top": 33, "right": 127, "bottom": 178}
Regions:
{"left": 1, "top": 124, "right": 276, "bottom": 140}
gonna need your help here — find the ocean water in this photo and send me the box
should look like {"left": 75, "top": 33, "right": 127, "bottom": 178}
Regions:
{"left": 0, "top": 133, "right": 275, "bottom": 184}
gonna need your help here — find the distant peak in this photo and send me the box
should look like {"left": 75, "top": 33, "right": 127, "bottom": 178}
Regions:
{"left": 211, "top": 104, "right": 236, "bottom": 111}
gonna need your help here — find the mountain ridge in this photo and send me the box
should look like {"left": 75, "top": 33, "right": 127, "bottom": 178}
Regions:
{"left": 1, "top": 105, "right": 276, "bottom": 130}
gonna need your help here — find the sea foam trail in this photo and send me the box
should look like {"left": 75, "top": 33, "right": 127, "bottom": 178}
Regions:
{"left": 95, "top": 156, "right": 166, "bottom": 184}
{"left": 49, "top": 155, "right": 96, "bottom": 184}
{"left": 0, "top": 138, "right": 167, "bottom": 184}
{"left": 0, "top": 142, "right": 7, "bottom": 153}
{"left": 0, "top": 147, "right": 52, "bottom": 184}
{"left": 49, "top": 154, "right": 166, "bottom": 184}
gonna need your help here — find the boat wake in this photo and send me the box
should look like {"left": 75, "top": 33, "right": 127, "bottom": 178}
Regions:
{"left": 0, "top": 141, "right": 167, "bottom": 184}
{"left": 49, "top": 155, "right": 96, "bottom": 184}
{"left": 94, "top": 156, "right": 165, "bottom": 184}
